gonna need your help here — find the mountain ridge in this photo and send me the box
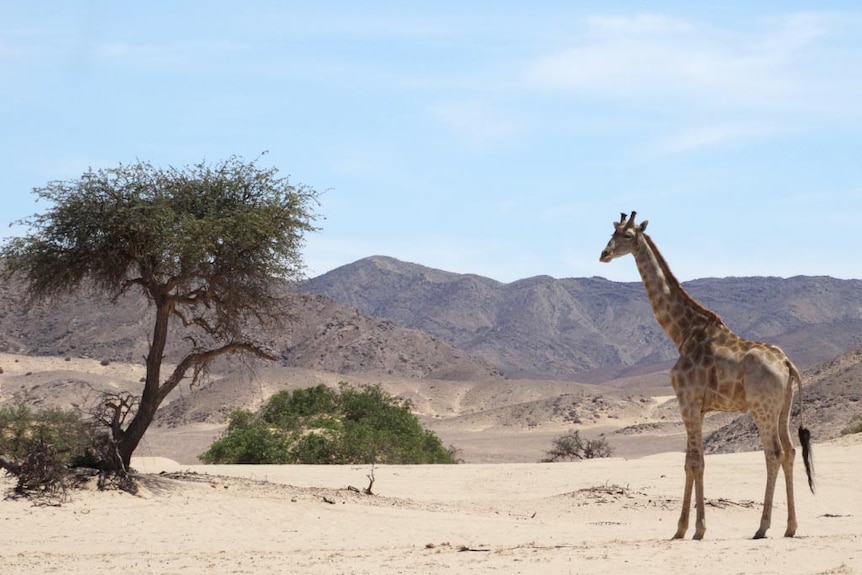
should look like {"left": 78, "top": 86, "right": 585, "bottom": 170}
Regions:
{"left": 304, "top": 256, "right": 862, "bottom": 380}
{"left": 2, "top": 255, "right": 861, "bottom": 460}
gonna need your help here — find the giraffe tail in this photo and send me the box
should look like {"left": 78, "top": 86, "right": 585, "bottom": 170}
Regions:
{"left": 789, "top": 360, "right": 815, "bottom": 494}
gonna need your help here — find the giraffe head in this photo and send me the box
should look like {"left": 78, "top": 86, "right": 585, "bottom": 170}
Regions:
{"left": 599, "top": 211, "right": 649, "bottom": 262}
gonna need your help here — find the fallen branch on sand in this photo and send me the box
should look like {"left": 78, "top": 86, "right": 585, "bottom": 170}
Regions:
{"left": 347, "top": 465, "right": 376, "bottom": 495}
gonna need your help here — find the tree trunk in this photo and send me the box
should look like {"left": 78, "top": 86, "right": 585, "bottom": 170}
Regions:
{"left": 110, "top": 293, "right": 274, "bottom": 471}
{"left": 115, "top": 390, "right": 160, "bottom": 471}
{"left": 114, "top": 297, "right": 173, "bottom": 471}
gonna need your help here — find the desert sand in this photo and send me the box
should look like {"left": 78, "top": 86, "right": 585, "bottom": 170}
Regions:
{"left": 2, "top": 434, "right": 860, "bottom": 575}
{"left": 2, "top": 352, "right": 860, "bottom": 573}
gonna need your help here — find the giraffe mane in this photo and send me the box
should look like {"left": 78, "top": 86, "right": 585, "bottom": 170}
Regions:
{"left": 640, "top": 232, "right": 727, "bottom": 327}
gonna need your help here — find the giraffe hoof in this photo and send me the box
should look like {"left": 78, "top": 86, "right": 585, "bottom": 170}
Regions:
{"left": 784, "top": 529, "right": 796, "bottom": 538}
{"left": 753, "top": 530, "right": 767, "bottom": 540}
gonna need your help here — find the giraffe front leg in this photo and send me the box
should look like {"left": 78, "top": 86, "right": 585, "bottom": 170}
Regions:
{"left": 692, "top": 456, "right": 706, "bottom": 540}
{"left": 676, "top": 414, "right": 706, "bottom": 540}
{"left": 673, "top": 465, "right": 693, "bottom": 539}
{"left": 674, "top": 433, "right": 706, "bottom": 539}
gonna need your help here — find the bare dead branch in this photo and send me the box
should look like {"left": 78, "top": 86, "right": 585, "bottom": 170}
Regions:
{"left": 347, "top": 464, "right": 376, "bottom": 495}
{"left": 364, "top": 465, "right": 376, "bottom": 495}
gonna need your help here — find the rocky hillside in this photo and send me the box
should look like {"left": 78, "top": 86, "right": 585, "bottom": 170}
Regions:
{"left": 0, "top": 279, "right": 501, "bottom": 382}
{"left": 274, "top": 293, "right": 502, "bottom": 380}
{"left": 305, "top": 256, "right": 862, "bottom": 379}
{"left": 3, "top": 255, "right": 861, "bottom": 386}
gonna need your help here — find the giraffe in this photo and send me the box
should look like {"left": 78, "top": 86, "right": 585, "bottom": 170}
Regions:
{"left": 599, "top": 211, "right": 814, "bottom": 540}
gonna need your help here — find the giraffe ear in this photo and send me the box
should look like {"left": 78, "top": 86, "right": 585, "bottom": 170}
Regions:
{"left": 639, "top": 220, "right": 649, "bottom": 232}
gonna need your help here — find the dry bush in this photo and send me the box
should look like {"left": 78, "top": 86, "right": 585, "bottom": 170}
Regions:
{"left": 542, "top": 429, "right": 613, "bottom": 462}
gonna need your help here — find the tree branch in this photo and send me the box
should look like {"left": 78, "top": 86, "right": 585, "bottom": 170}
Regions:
{"left": 156, "top": 342, "right": 275, "bottom": 404}
{"left": 92, "top": 391, "right": 139, "bottom": 440}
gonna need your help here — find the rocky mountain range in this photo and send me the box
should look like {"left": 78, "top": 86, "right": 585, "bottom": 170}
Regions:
{"left": 1, "top": 256, "right": 861, "bottom": 460}
{"left": 2, "top": 255, "right": 861, "bottom": 386}
{"left": 304, "top": 256, "right": 862, "bottom": 380}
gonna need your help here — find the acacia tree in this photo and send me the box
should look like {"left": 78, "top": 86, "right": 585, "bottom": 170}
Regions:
{"left": 1, "top": 156, "right": 319, "bottom": 471}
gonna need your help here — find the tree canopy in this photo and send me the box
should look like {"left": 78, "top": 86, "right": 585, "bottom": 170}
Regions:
{"left": 1, "top": 156, "right": 320, "bottom": 471}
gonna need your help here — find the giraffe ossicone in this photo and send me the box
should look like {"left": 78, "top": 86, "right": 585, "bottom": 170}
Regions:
{"left": 600, "top": 211, "right": 814, "bottom": 540}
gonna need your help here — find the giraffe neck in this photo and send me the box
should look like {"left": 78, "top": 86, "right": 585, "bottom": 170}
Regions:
{"left": 632, "top": 233, "right": 724, "bottom": 349}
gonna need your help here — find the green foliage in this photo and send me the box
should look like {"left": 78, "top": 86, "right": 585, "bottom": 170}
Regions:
{"left": 200, "top": 384, "right": 456, "bottom": 465}
{"left": 262, "top": 385, "right": 338, "bottom": 427}
{"left": 1, "top": 156, "right": 319, "bottom": 313}
{"left": 0, "top": 403, "right": 90, "bottom": 463}
{"left": 200, "top": 411, "right": 293, "bottom": 464}
{"left": 0, "top": 403, "right": 94, "bottom": 495}
{"left": 542, "top": 429, "right": 613, "bottom": 462}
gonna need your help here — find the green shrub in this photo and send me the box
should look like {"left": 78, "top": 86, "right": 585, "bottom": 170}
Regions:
{"left": 0, "top": 403, "right": 94, "bottom": 496}
{"left": 199, "top": 410, "right": 292, "bottom": 464}
{"left": 200, "top": 383, "right": 456, "bottom": 465}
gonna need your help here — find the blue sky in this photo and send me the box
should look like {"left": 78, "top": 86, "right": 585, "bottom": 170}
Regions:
{"left": 2, "top": 2, "right": 860, "bottom": 283}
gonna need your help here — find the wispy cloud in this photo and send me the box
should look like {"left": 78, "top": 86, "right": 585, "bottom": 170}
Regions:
{"left": 648, "top": 122, "right": 782, "bottom": 155}
{"left": 526, "top": 11, "right": 858, "bottom": 115}
{"left": 429, "top": 100, "right": 522, "bottom": 149}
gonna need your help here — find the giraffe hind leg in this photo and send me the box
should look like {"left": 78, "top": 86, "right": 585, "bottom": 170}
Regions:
{"left": 753, "top": 415, "right": 783, "bottom": 539}
{"left": 781, "top": 440, "right": 797, "bottom": 537}
{"left": 779, "top": 388, "right": 798, "bottom": 537}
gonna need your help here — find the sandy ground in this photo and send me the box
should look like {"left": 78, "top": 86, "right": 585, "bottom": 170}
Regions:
{"left": 2, "top": 436, "right": 860, "bottom": 574}
{"left": 2, "top": 352, "right": 860, "bottom": 573}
